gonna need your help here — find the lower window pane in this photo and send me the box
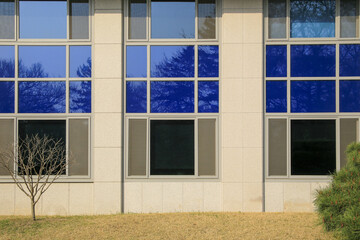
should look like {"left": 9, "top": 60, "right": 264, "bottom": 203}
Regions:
{"left": 291, "top": 120, "right": 336, "bottom": 175}
{"left": 18, "top": 120, "right": 66, "bottom": 175}
{"left": 150, "top": 120, "right": 194, "bottom": 175}
{"left": 18, "top": 81, "right": 66, "bottom": 113}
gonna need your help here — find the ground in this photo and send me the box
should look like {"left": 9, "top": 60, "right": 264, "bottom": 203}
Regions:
{"left": 0, "top": 212, "right": 337, "bottom": 240}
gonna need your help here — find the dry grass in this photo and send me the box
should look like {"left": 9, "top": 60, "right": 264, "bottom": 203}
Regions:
{"left": 0, "top": 212, "right": 337, "bottom": 240}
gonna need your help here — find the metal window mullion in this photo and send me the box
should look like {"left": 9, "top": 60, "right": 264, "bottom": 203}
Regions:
{"left": 194, "top": 43, "right": 198, "bottom": 114}
{"left": 66, "top": 45, "right": 69, "bottom": 114}
{"left": 336, "top": 118, "right": 340, "bottom": 171}
{"left": 146, "top": 117, "right": 150, "bottom": 177}
{"left": 287, "top": 117, "right": 290, "bottom": 177}
{"left": 194, "top": 117, "right": 198, "bottom": 177}
{"left": 287, "top": 43, "right": 290, "bottom": 114}
{"left": 336, "top": 43, "right": 340, "bottom": 114}
{"left": 66, "top": 118, "right": 69, "bottom": 176}
{"left": 147, "top": 44, "right": 150, "bottom": 114}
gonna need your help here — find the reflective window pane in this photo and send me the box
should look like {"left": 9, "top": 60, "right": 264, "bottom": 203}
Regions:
{"left": 19, "top": 0, "right": 67, "bottom": 39}
{"left": 266, "top": 81, "right": 287, "bottom": 113}
{"left": 19, "top": 46, "right": 66, "bottom": 78}
{"left": 0, "top": 0, "right": 15, "bottom": 39}
{"left": 70, "top": 46, "right": 91, "bottom": 78}
{"left": 290, "top": 0, "right": 335, "bottom": 38}
{"left": 18, "top": 81, "right": 66, "bottom": 113}
{"left": 151, "top": 81, "right": 194, "bottom": 113}
{"left": 150, "top": 120, "right": 194, "bottom": 175}
{"left": 291, "top": 45, "right": 336, "bottom": 77}
{"left": 291, "top": 120, "right": 336, "bottom": 175}
{"left": 69, "top": 81, "right": 91, "bottom": 113}
{"left": 0, "top": 81, "right": 14, "bottom": 113}
{"left": 268, "top": 0, "right": 286, "bottom": 39}
{"left": 129, "top": 0, "right": 146, "bottom": 39}
{"left": 198, "top": 81, "right": 218, "bottom": 113}
{"left": 198, "top": 45, "right": 219, "bottom": 78}
{"left": 340, "top": 80, "right": 360, "bottom": 112}
{"left": 151, "top": 0, "right": 195, "bottom": 39}
{"left": 340, "top": 0, "right": 359, "bottom": 38}
{"left": 126, "top": 81, "right": 147, "bottom": 113}
{"left": 151, "top": 46, "right": 194, "bottom": 78}
{"left": 0, "top": 119, "right": 14, "bottom": 176}
{"left": 340, "top": 44, "right": 360, "bottom": 76}
{"left": 266, "top": 45, "right": 287, "bottom": 77}
{"left": 340, "top": 119, "right": 358, "bottom": 168}
{"left": 126, "top": 46, "right": 147, "bottom": 78}
{"left": 128, "top": 119, "right": 147, "bottom": 176}
{"left": 0, "top": 45, "right": 14, "bottom": 78}
{"left": 70, "top": 0, "right": 89, "bottom": 39}
{"left": 198, "top": 0, "right": 216, "bottom": 39}
{"left": 291, "top": 80, "right": 335, "bottom": 113}
{"left": 198, "top": 119, "right": 216, "bottom": 176}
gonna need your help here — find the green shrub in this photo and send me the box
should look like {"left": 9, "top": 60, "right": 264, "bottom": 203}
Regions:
{"left": 314, "top": 142, "right": 360, "bottom": 240}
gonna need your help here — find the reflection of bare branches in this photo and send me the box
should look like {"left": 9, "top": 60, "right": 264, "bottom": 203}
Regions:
{"left": 76, "top": 57, "right": 91, "bottom": 78}
{"left": 0, "top": 135, "right": 68, "bottom": 221}
{"left": 0, "top": 59, "right": 15, "bottom": 78}
{"left": 18, "top": 60, "right": 49, "bottom": 78}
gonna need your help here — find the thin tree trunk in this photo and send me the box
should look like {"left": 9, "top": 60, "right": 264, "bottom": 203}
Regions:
{"left": 31, "top": 198, "right": 36, "bottom": 221}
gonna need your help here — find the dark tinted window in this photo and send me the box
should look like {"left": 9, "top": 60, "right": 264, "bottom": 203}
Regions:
{"left": 129, "top": 0, "right": 146, "bottom": 39}
{"left": 69, "top": 0, "right": 89, "bottom": 39}
{"left": 291, "top": 120, "right": 336, "bottom": 175}
{"left": 150, "top": 120, "right": 194, "bottom": 175}
{"left": 0, "top": 0, "right": 15, "bottom": 39}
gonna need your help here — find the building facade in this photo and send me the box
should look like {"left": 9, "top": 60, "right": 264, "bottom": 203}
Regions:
{"left": 0, "top": 0, "right": 358, "bottom": 215}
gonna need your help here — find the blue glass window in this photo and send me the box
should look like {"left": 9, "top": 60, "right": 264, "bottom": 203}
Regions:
{"left": 69, "top": 81, "right": 91, "bottom": 113}
{"left": 340, "top": 44, "right": 360, "bottom": 77}
{"left": 70, "top": 46, "right": 91, "bottom": 78}
{"left": 126, "top": 81, "right": 147, "bottom": 113}
{"left": 290, "top": 0, "right": 335, "bottom": 38}
{"left": 266, "top": 45, "right": 287, "bottom": 77}
{"left": 0, "top": 46, "right": 15, "bottom": 78}
{"left": 340, "top": 81, "right": 360, "bottom": 112}
{"left": 126, "top": 46, "right": 147, "bottom": 78}
{"left": 151, "top": 81, "right": 194, "bottom": 113}
{"left": 291, "top": 80, "right": 335, "bottom": 113}
{"left": 151, "top": 0, "right": 195, "bottom": 39}
{"left": 18, "top": 81, "right": 66, "bottom": 113}
{"left": 0, "top": 81, "right": 14, "bottom": 113}
{"left": 198, "top": 81, "right": 218, "bottom": 113}
{"left": 198, "top": 46, "right": 219, "bottom": 78}
{"left": 291, "top": 45, "right": 335, "bottom": 77}
{"left": 19, "top": 0, "right": 67, "bottom": 39}
{"left": 151, "top": 46, "right": 194, "bottom": 78}
{"left": 266, "top": 81, "right": 287, "bottom": 113}
{"left": 19, "top": 46, "right": 66, "bottom": 78}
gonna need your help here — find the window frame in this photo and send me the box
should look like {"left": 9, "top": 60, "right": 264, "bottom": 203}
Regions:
{"left": 0, "top": 116, "right": 91, "bottom": 181}
{"left": 125, "top": 116, "right": 219, "bottom": 179}
{"left": 265, "top": 0, "right": 360, "bottom": 41}
{"left": 0, "top": 0, "right": 92, "bottom": 42}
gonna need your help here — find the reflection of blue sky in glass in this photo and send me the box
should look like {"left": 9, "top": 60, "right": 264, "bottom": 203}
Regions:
{"left": 70, "top": 46, "right": 91, "bottom": 78}
{"left": 266, "top": 45, "right": 287, "bottom": 77}
{"left": 151, "top": 46, "right": 194, "bottom": 78}
{"left": 126, "top": 46, "right": 147, "bottom": 78}
{"left": 198, "top": 46, "right": 219, "bottom": 78}
{"left": 151, "top": 1, "right": 195, "bottom": 39}
{"left": 291, "top": 80, "right": 335, "bottom": 113}
{"left": 19, "top": 46, "right": 66, "bottom": 78}
{"left": 18, "top": 81, "right": 66, "bottom": 113}
{"left": 126, "top": 81, "right": 147, "bottom": 113}
{"left": 0, "top": 46, "right": 15, "bottom": 78}
{"left": 20, "top": 0, "right": 67, "bottom": 39}
{"left": 266, "top": 81, "right": 287, "bottom": 113}
{"left": 0, "top": 81, "right": 14, "bottom": 113}
{"left": 340, "top": 81, "right": 360, "bottom": 112}
{"left": 70, "top": 81, "right": 91, "bottom": 113}
{"left": 151, "top": 81, "right": 194, "bottom": 113}
{"left": 198, "top": 81, "right": 218, "bottom": 113}
{"left": 340, "top": 44, "right": 360, "bottom": 76}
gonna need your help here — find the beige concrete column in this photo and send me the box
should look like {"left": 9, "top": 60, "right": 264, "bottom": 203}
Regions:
{"left": 221, "top": 0, "right": 264, "bottom": 212}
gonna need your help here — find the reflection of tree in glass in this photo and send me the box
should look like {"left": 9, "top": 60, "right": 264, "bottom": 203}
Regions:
{"left": 291, "top": 0, "right": 335, "bottom": 38}
{"left": 19, "top": 81, "right": 65, "bottom": 113}
{"left": 266, "top": 46, "right": 286, "bottom": 77}
{"left": 151, "top": 81, "right": 194, "bottom": 113}
{"left": 18, "top": 60, "right": 49, "bottom": 78}
{"left": 198, "top": 81, "right": 218, "bottom": 112}
{"left": 266, "top": 81, "right": 287, "bottom": 113}
{"left": 76, "top": 57, "right": 91, "bottom": 78}
{"left": 198, "top": 46, "right": 219, "bottom": 77}
{"left": 198, "top": 0, "right": 216, "bottom": 39}
{"left": 152, "top": 46, "right": 194, "bottom": 78}
{"left": 340, "top": 45, "right": 360, "bottom": 76}
{"left": 127, "top": 81, "right": 146, "bottom": 113}
{"left": 0, "top": 59, "right": 15, "bottom": 78}
{"left": 70, "top": 81, "right": 91, "bottom": 113}
{"left": 0, "top": 82, "right": 14, "bottom": 113}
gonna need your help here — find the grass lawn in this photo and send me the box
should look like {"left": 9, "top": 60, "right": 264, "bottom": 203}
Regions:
{"left": 0, "top": 212, "right": 336, "bottom": 240}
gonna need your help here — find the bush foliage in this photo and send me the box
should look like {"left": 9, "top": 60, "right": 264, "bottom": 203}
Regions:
{"left": 314, "top": 142, "right": 360, "bottom": 240}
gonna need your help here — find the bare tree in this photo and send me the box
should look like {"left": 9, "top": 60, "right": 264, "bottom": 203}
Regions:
{"left": 0, "top": 135, "right": 67, "bottom": 221}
